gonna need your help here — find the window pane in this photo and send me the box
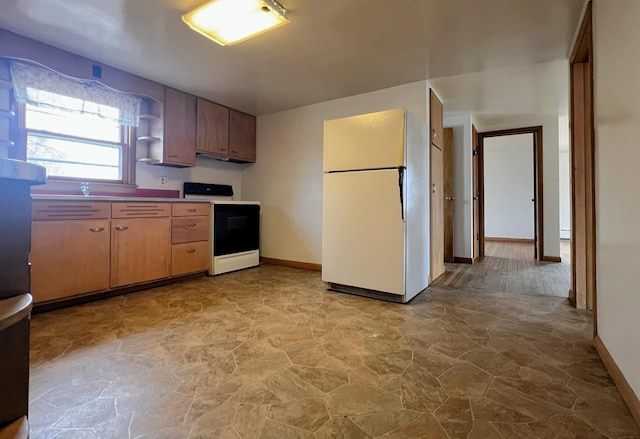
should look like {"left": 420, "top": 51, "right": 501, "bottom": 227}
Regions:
{"left": 25, "top": 101, "right": 121, "bottom": 143}
{"left": 27, "top": 134, "right": 122, "bottom": 180}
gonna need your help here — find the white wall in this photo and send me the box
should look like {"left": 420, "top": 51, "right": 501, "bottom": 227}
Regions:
{"left": 444, "top": 115, "right": 473, "bottom": 259}
{"left": 242, "top": 81, "right": 429, "bottom": 264}
{"left": 136, "top": 157, "right": 245, "bottom": 198}
{"left": 593, "top": 0, "right": 640, "bottom": 400}
{"left": 484, "top": 134, "right": 534, "bottom": 239}
{"left": 559, "top": 150, "right": 571, "bottom": 239}
{"left": 559, "top": 113, "right": 571, "bottom": 240}
{"left": 476, "top": 115, "right": 561, "bottom": 258}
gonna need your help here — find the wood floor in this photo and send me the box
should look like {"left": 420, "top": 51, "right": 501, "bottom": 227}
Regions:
{"left": 434, "top": 240, "right": 571, "bottom": 297}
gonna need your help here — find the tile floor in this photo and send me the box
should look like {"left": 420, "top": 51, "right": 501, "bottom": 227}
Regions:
{"left": 28, "top": 261, "right": 639, "bottom": 438}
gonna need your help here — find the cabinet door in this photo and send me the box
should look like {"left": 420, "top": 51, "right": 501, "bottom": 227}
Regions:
{"left": 164, "top": 88, "right": 196, "bottom": 166}
{"left": 197, "top": 99, "right": 229, "bottom": 156}
{"left": 111, "top": 218, "right": 170, "bottom": 288}
{"left": 229, "top": 109, "right": 256, "bottom": 162}
{"left": 31, "top": 220, "right": 110, "bottom": 303}
{"left": 430, "top": 143, "right": 445, "bottom": 281}
{"left": 430, "top": 89, "right": 443, "bottom": 149}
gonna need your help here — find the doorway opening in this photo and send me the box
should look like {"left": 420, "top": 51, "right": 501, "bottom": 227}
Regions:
{"left": 477, "top": 126, "right": 546, "bottom": 261}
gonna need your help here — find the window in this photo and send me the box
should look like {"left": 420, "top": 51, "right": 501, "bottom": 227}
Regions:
{"left": 9, "top": 60, "right": 141, "bottom": 184}
{"left": 25, "top": 91, "right": 128, "bottom": 181}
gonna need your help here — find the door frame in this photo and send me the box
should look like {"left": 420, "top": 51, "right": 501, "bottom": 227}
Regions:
{"left": 477, "top": 126, "right": 545, "bottom": 261}
{"left": 569, "top": 2, "right": 597, "bottom": 320}
{"left": 472, "top": 125, "right": 480, "bottom": 261}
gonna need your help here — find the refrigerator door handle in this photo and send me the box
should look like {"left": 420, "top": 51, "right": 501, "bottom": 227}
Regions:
{"left": 398, "top": 167, "right": 405, "bottom": 221}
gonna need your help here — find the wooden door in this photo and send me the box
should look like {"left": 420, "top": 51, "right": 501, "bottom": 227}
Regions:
{"left": 229, "top": 110, "right": 256, "bottom": 162}
{"left": 472, "top": 125, "right": 480, "bottom": 260}
{"left": 196, "top": 98, "right": 229, "bottom": 156}
{"left": 31, "top": 220, "right": 110, "bottom": 303}
{"left": 430, "top": 90, "right": 444, "bottom": 149}
{"left": 111, "top": 217, "right": 171, "bottom": 288}
{"left": 164, "top": 88, "right": 196, "bottom": 166}
{"left": 443, "top": 128, "right": 454, "bottom": 262}
{"left": 430, "top": 144, "right": 445, "bottom": 280}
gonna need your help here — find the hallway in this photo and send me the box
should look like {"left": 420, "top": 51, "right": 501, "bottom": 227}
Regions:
{"left": 434, "top": 241, "right": 571, "bottom": 298}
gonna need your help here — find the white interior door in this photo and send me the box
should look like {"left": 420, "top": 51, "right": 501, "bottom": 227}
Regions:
{"left": 323, "top": 108, "right": 405, "bottom": 172}
{"left": 322, "top": 169, "right": 405, "bottom": 295}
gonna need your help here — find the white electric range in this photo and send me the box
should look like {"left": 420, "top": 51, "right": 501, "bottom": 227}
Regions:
{"left": 183, "top": 182, "right": 260, "bottom": 275}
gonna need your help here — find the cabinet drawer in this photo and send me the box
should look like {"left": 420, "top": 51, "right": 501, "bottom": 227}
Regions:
{"left": 32, "top": 201, "right": 110, "bottom": 220}
{"left": 171, "top": 217, "right": 210, "bottom": 243}
{"left": 172, "top": 241, "right": 210, "bottom": 276}
{"left": 112, "top": 203, "right": 170, "bottom": 218}
{"left": 172, "top": 203, "right": 210, "bottom": 217}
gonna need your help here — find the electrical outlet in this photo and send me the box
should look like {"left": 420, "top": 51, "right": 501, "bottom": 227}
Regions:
{"left": 159, "top": 176, "right": 170, "bottom": 186}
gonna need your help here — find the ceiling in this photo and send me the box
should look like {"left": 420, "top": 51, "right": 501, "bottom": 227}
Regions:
{"left": 0, "top": 0, "right": 584, "bottom": 116}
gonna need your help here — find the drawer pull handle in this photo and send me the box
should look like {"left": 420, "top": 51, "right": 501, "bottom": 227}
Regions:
{"left": 115, "top": 226, "right": 129, "bottom": 231}
{"left": 187, "top": 208, "right": 197, "bottom": 213}
{"left": 187, "top": 223, "right": 196, "bottom": 227}
{"left": 89, "top": 227, "right": 104, "bottom": 233}
{"left": 186, "top": 248, "right": 196, "bottom": 254}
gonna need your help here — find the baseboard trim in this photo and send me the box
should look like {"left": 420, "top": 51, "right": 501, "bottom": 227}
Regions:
{"left": 541, "top": 255, "right": 562, "bottom": 263}
{"left": 594, "top": 335, "right": 640, "bottom": 427}
{"left": 453, "top": 257, "right": 473, "bottom": 264}
{"left": 485, "top": 237, "right": 535, "bottom": 243}
{"left": 260, "top": 257, "right": 321, "bottom": 271}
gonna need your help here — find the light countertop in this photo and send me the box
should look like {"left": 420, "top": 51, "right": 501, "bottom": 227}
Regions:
{"left": 31, "top": 195, "right": 209, "bottom": 203}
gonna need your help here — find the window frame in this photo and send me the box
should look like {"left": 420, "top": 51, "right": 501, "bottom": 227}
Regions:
{"left": 14, "top": 101, "right": 137, "bottom": 186}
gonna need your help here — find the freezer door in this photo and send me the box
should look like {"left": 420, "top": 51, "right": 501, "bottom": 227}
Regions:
{"left": 322, "top": 169, "right": 405, "bottom": 295}
{"left": 323, "top": 108, "right": 405, "bottom": 172}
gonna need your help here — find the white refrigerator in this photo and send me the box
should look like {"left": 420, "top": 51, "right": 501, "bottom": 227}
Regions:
{"left": 322, "top": 108, "right": 430, "bottom": 303}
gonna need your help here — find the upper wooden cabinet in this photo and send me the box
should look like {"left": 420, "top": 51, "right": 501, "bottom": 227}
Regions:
{"left": 197, "top": 98, "right": 230, "bottom": 156}
{"left": 148, "top": 90, "right": 255, "bottom": 166}
{"left": 430, "top": 89, "right": 444, "bottom": 149}
{"left": 162, "top": 88, "right": 197, "bottom": 167}
{"left": 229, "top": 110, "right": 256, "bottom": 163}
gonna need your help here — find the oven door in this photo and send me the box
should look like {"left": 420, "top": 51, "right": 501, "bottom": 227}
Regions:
{"left": 213, "top": 204, "right": 260, "bottom": 256}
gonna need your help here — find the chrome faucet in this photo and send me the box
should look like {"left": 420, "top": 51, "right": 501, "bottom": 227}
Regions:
{"left": 80, "top": 182, "right": 90, "bottom": 196}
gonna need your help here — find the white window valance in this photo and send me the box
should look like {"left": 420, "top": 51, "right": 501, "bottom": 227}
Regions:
{"left": 9, "top": 60, "right": 141, "bottom": 127}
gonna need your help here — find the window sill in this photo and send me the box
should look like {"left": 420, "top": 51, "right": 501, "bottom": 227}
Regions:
{"left": 30, "top": 180, "right": 181, "bottom": 199}
{"left": 30, "top": 180, "right": 138, "bottom": 197}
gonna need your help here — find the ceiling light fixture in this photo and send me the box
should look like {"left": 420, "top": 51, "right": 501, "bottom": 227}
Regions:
{"left": 182, "top": 0, "right": 289, "bottom": 47}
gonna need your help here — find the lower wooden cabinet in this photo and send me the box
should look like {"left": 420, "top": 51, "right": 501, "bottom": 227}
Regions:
{"left": 111, "top": 218, "right": 171, "bottom": 288}
{"left": 30, "top": 220, "right": 110, "bottom": 303}
{"left": 171, "top": 241, "right": 210, "bottom": 276}
{"left": 31, "top": 200, "right": 210, "bottom": 305}
{"left": 170, "top": 203, "right": 210, "bottom": 276}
